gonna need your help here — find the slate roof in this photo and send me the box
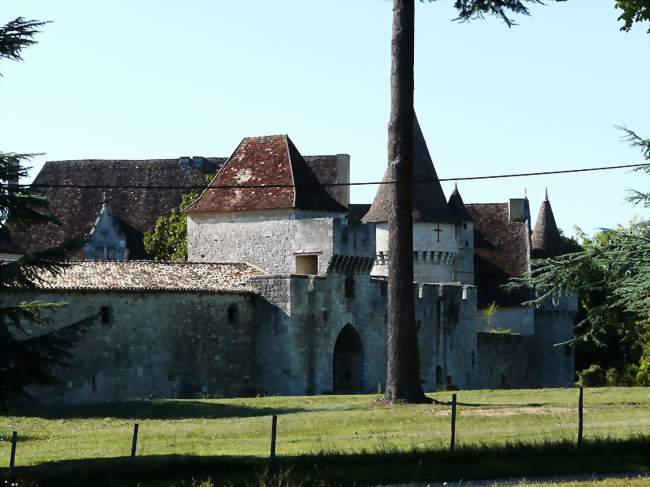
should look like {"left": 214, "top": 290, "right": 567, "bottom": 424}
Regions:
{"left": 10, "top": 158, "right": 225, "bottom": 259}
{"left": 187, "top": 136, "right": 346, "bottom": 214}
{"left": 531, "top": 194, "right": 564, "bottom": 258}
{"left": 466, "top": 203, "right": 532, "bottom": 307}
{"left": 448, "top": 185, "right": 473, "bottom": 222}
{"left": 11, "top": 261, "right": 263, "bottom": 294}
{"left": 363, "top": 114, "right": 457, "bottom": 224}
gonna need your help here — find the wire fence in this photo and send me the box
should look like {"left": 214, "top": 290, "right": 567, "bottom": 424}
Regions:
{"left": 0, "top": 387, "right": 598, "bottom": 483}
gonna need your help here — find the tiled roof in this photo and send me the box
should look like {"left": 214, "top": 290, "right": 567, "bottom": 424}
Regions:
{"left": 466, "top": 203, "right": 532, "bottom": 307}
{"left": 531, "top": 194, "right": 563, "bottom": 258}
{"left": 186, "top": 136, "right": 346, "bottom": 214}
{"left": 10, "top": 158, "right": 225, "bottom": 259}
{"left": 13, "top": 261, "right": 263, "bottom": 294}
{"left": 363, "top": 114, "right": 457, "bottom": 224}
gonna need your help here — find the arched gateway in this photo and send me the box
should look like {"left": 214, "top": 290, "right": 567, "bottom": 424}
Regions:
{"left": 333, "top": 324, "right": 364, "bottom": 393}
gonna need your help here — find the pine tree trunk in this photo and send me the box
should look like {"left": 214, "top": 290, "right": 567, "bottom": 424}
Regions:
{"left": 384, "top": 0, "right": 428, "bottom": 404}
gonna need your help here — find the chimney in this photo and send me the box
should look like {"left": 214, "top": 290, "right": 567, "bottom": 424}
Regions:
{"left": 509, "top": 198, "right": 528, "bottom": 222}
{"left": 336, "top": 154, "right": 350, "bottom": 208}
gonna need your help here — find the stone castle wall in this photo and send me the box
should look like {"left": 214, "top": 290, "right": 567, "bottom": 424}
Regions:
{"left": 534, "top": 296, "right": 577, "bottom": 387}
{"left": 250, "top": 273, "right": 478, "bottom": 395}
{"left": 476, "top": 332, "right": 536, "bottom": 389}
{"left": 3, "top": 290, "right": 256, "bottom": 404}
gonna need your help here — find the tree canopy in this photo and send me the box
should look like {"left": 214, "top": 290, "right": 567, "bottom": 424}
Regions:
{"left": 0, "top": 18, "right": 94, "bottom": 414}
{"left": 507, "top": 129, "right": 650, "bottom": 384}
{"left": 615, "top": 0, "right": 650, "bottom": 32}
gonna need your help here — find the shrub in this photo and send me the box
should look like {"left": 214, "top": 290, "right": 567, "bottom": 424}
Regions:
{"left": 577, "top": 364, "right": 606, "bottom": 387}
{"left": 605, "top": 367, "right": 621, "bottom": 386}
{"left": 622, "top": 364, "right": 640, "bottom": 386}
{"left": 637, "top": 357, "right": 650, "bottom": 386}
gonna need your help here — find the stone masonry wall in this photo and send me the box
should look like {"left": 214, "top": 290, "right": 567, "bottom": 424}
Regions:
{"left": 534, "top": 296, "right": 577, "bottom": 387}
{"left": 3, "top": 290, "right": 256, "bottom": 404}
{"left": 476, "top": 332, "right": 536, "bottom": 389}
{"left": 250, "top": 273, "right": 478, "bottom": 395}
{"left": 187, "top": 210, "right": 342, "bottom": 275}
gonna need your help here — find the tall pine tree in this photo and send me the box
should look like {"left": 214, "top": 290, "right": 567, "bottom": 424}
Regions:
{"left": 0, "top": 18, "right": 94, "bottom": 415}
{"left": 384, "top": 0, "right": 565, "bottom": 404}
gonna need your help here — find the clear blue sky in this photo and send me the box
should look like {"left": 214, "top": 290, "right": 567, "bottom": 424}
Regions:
{"left": 1, "top": 0, "right": 648, "bottom": 236}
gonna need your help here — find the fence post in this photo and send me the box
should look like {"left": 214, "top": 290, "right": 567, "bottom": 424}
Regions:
{"left": 450, "top": 393, "right": 457, "bottom": 453}
{"left": 7, "top": 431, "right": 17, "bottom": 482}
{"left": 131, "top": 423, "right": 139, "bottom": 458}
{"left": 578, "top": 386, "right": 584, "bottom": 449}
{"left": 269, "top": 415, "right": 278, "bottom": 472}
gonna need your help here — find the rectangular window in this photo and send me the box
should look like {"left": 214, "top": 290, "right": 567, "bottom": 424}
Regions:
{"left": 106, "top": 247, "right": 116, "bottom": 260}
{"left": 295, "top": 255, "right": 318, "bottom": 275}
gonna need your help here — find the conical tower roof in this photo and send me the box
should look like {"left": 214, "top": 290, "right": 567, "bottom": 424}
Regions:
{"left": 362, "top": 114, "right": 457, "bottom": 224}
{"left": 531, "top": 190, "right": 563, "bottom": 257}
{"left": 448, "top": 184, "right": 473, "bottom": 222}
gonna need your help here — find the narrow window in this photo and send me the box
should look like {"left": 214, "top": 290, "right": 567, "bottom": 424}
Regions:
{"left": 227, "top": 303, "right": 239, "bottom": 324}
{"left": 100, "top": 306, "right": 112, "bottom": 324}
{"left": 344, "top": 275, "right": 355, "bottom": 298}
{"left": 435, "top": 366, "right": 442, "bottom": 385}
{"left": 92, "top": 375, "right": 97, "bottom": 391}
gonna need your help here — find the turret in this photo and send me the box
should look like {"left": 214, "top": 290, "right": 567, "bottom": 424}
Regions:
{"left": 448, "top": 184, "right": 474, "bottom": 285}
{"left": 531, "top": 189, "right": 563, "bottom": 258}
{"left": 363, "top": 114, "right": 461, "bottom": 283}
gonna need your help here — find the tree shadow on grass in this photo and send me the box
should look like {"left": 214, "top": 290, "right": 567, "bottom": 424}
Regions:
{"left": 8, "top": 399, "right": 310, "bottom": 420}
{"left": 7, "top": 436, "right": 650, "bottom": 487}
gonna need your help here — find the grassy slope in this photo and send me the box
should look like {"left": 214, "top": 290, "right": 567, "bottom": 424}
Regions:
{"left": 0, "top": 388, "right": 649, "bottom": 485}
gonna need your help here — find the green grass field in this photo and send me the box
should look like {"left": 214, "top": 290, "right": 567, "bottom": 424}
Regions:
{"left": 1, "top": 387, "right": 649, "bottom": 486}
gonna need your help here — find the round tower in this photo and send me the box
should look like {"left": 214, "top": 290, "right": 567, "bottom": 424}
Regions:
{"left": 363, "top": 114, "right": 461, "bottom": 283}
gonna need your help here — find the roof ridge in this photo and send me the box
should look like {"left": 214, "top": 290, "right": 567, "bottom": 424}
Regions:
{"left": 44, "top": 157, "right": 225, "bottom": 164}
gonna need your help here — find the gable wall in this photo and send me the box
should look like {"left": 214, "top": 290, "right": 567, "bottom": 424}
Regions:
{"left": 188, "top": 209, "right": 375, "bottom": 275}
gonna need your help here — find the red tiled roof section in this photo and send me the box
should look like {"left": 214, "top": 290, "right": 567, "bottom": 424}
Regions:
{"left": 466, "top": 203, "right": 532, "bottom": 307}
{"left": 187, "top": 135, "right": 345, "bottom": 214}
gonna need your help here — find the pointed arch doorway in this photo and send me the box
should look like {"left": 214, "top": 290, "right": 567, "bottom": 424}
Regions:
{"left": 333, "top": 324, "right": 364, "bottom": 393}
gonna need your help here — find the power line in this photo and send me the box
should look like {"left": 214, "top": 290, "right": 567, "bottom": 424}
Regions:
{"left": 6, "top": 162, "right": 648, "bottom": 191}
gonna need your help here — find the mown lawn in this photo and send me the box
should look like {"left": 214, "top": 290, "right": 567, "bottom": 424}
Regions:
{"left": 0, "top": 387, "right": 648, "bottom": 486}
